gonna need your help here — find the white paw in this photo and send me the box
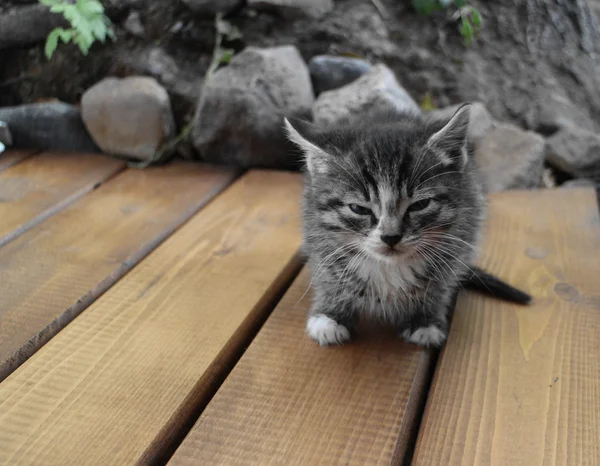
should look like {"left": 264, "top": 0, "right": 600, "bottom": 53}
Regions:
{"left": 402, "top": 325, "right": 446, "bottom": 347}
{"left": 306, "top": 314, "right": 351, "bottom": 346}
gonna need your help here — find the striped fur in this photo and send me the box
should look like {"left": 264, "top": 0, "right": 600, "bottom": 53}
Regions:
{"left": 285, "top": 106, "right": 486, "bottom": 347}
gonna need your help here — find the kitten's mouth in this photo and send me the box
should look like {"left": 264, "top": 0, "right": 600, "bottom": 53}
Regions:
{"left": 375, "top": 245, "right": 412, "bottom": 260}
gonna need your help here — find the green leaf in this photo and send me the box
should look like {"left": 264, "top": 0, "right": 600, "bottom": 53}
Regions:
{"left": 44, "top": 28, "right": 62, "bottom": 60}
{"left": 89, "top": 17, "right": 107, "bottom": 41}
{"left": 454, "top": 0, "right": 467, "bottom": 7}
{"left": 420, "top": 92, "right": 436, "bottom": 111}
{"left": 58, "top": 28, "right": 73, "bottom": 42}
{"left": 77, "top": 0, "right": 104, "bottom": 16}
{"left": 49, "top": 4, "right": 68, "bottom": 13}
{"left": 459, "top": 17, "right": 474, "bottom": 45}
{"left": 219, "top": 48, "right": 235, "bottom": 65}
{"left": 471, "top": 8, "right": 482, "bottom": 28}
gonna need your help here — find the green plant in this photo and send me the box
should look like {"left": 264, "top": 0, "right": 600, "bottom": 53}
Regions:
{"left": 41, "top": 0, "right": 116, "bottom": 60}
{"left": 412, "top": 0, "right": 482, "bottom": 45}
{"left": 130, "top": 13, "right": 242, "bottom": 168}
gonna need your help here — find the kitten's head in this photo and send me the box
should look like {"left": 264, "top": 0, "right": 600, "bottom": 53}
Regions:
{"left": 285, "top": 106, "right": 482, "bottom": 265}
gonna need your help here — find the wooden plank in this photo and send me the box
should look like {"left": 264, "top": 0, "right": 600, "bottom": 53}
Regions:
{"left": 413, "top": 188, "right": 600, "bottom": 465}
{"left": 0, "top": 152, "right": 125, "bottom": 247}
{"left": 169, "top": 268, "right": 435, "bottom": 466}
{"left": 0, "top": 150, "right": 36, "bottom": 173}
{"left": 0, "top": 170, "right": 304, "bottom": 465}
{"left": 0, "top": 162, "right": 236, "bottom": 382}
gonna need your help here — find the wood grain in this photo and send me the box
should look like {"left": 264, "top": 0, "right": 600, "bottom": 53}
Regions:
{"left": 0, "top": 170, "right": 304, "bottom": 466}
{"left": 0, "top": 162, "right": 235, "bottom": 382}
{"left": 168, "top": 267, "right": 435, "bottom": 466}
{"left": 0, "top": 151, "right": 36, "bottom": 173}
{"left": 413, "top": 187, "right": 600, "bottom": 465}
{"left": 0, "top": 152, "right": 124, "bottom": 247}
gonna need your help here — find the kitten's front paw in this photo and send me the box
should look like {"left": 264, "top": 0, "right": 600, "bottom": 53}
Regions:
{"left": 306, "top": 314, "right": 351, "bottom": 346}
{"left": 400, "top": 325, "right": 446, "bottom": 347}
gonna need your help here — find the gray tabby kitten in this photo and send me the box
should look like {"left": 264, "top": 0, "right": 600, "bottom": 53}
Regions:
{"left": 284, "top": 105, "right": 531, "bottom": 348}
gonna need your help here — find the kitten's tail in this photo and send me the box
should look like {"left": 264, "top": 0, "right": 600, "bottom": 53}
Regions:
{"left": 462, "top": 266, "right": 532, "bottom": 305}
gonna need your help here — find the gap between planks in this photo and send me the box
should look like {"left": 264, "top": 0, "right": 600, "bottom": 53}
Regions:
{"left": 168, "top": 267, "right": 437, "bottom": 466}
{"left": 0, "top": 161, "right": 237, "bottom": 382}
{"left": 0, "top": 150, "right": 38, "bottom": 173}
{"left": 0, "top": 170, "right": 304, "bottom": 466}
{"left": 0, "top": 151, "right": 125, "bottom": 248}
{"left": 413, "top": 187, "right": 600, "bottom": 465}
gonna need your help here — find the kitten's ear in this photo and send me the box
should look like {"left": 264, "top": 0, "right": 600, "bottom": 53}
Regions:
{"left": 426, "top": 104, "right": 471, "bottom": 167}
{"left": 283, "top": 117, "right": 330, "bottom": 175}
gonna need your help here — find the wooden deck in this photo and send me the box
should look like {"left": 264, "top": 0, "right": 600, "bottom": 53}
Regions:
{"left": 0, "top": 150, "right": 598, "bottom": 465}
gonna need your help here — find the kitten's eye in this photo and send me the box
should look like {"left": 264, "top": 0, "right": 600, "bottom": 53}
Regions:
{"left": 408, "top": 198, "right": 432, "bottom": 212}
{"left": 349, "top": 204, "right": 372, "bottom": 216}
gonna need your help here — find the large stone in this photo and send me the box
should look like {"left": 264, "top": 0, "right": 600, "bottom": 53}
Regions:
{"left": 113, "top": 46, "right": 202, "bottom": 128}
{"left": 308, "top": 55, "right": 372, "bottom": 95}
{"left": 191, "top": 45, "right": 314, "bottom": 169}
{"left": 81, "top": 76, "right": 175, "bottom": 161}
{"left": 248, "top": 0, "right": 334, "bottom": 19}
{"left": 313, "top": 64, "right": 419, "bottom": 127}
{"left": 0, "top": 4, "right": 67, "bottom": 49}
{"left": 546, "top": 126, "right": 600, "bottom": 183}
{"left": 180, "top": 0, "right": 242, "bottom": 15}
{"left": 0, "top": 103, "right": 99, "bottom": 153}
{"left": 473, "top": 123, "right": 545, "bottom": 193}
{"left": 428, "top": 102, "right": 495, "bottom": 143}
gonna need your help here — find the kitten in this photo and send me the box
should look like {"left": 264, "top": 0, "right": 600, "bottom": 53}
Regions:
{"left": 284, "top": 105, "right": 531, "bottom": 348}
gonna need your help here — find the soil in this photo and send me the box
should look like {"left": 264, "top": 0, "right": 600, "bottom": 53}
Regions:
{"left": 2, "top": 0, "right": 600, "bottom": 136}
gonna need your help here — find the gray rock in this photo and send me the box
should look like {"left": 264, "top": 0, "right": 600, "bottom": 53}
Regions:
{"left": 428, "top": 102, "right": 495, "bottom": 143}
{"left": 0, "top": 103, "right": 99, "bottom": 153}
{"left": 546, "top": 126, "right": 600, "bottom": 183}
{"left": 0, "top": 4, "right": 67, "bottom": 49}
{"left": 561, "top": 178, "right": 597, "bottom": 189}
{"left": 473, "top": 123, "right": 545, "bottom": 193}
{"left": 0, "top": 121, "right": 12, "bottom": 147}
{"left": 81, "top": 76, "right": 175, "bottom": 161}
{"left": 123, "top": 10, "right": 145, "bottom": 38}
{"left": 191, "top": 45, "right": 314, "bottom": 169}
{"left": 180, "top": 0, "right": 242, "bottom": 15}
{"left": 535, "top": 93, "right": 596, "bottom": 134}
{"left": 112, "top": 46, "right": 203, "bottom": 129}
{"left": 248, "top": 0, "right": 334, "bottom": 19}
{"left": 309, "top": 55, "right": 372, "bottom": 95}
{"left": 312, "top": 64, "right": 419, "bottom": 127}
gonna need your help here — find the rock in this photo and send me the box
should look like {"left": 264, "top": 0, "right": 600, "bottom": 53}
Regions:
{"left": 561, "top": 178, "right": 597, "bottom": 189}
{"left": 191, "top": 45, "right": 314, "bottom": 169}
{"left": 112, "top": 46, "right": 202, "bottom": 129}
{"left": 473, "top": 123, "right": 545, "bottom": 193}
{"left": 428, "top": 102, "right": 495, "bottom": 143}
{"left": 535, "top": 93, "right": 596, "bottom": 134}
{"left": 308, "top": 55, "right": 372, "bottom": 95}
{"left": 312, "top": 64, "right": 419, "bottom": 127}
{"left": 81, "top": 76, "right": 175, "bottom": 161}
{"left": 0, "top": 103, "right": 99, "bottom": 153}
{"left": 180, "top": 0, "right": 242, "bottom": 15}
{"left": 248, "top": 0, "right": 334, "bottom": 19}
{"left": 0, "top": 4, "right": 67, "bottom": 49}
{"left": 123, "top": 10, "right": 145, "bottom": 38}
{"left": 0, "top": 121, "right": 12, "bottom": 147}
{"left": 546, "top": 126, "right": 600, "bottom": 183}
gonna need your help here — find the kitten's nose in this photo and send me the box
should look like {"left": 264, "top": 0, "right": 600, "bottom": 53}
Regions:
{"left": 380, "top": 234, "right": 402, "bottom": 247}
